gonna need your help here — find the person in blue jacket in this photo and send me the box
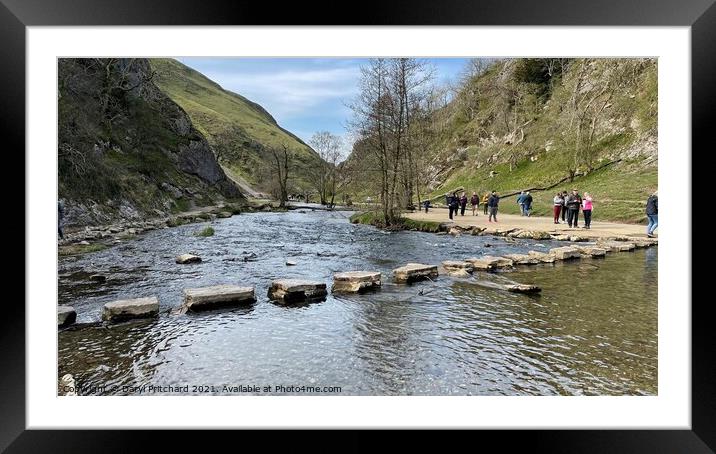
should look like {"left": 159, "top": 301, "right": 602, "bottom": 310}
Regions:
{"left": 646, "top": 191, "right": 658, "bottom": 237}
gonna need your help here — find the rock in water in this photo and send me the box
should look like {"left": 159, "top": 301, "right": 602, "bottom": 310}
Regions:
{"left": 59, "top": 374, "right": 77, "bottom": 396}
{"left": 578, "top": 246, "right": 607, "bottom": 257}
{"left": 176, "top": 254, "right": 202, "bottom": 264}
{"left": 393, "top": 263, "right": 439, "bottom": 283}
{"left": 441, "top": 261, "right": 474, "bottom": 277}
{"left": 332, "top": 271, "right": 382, "bottom": 293}
{"left": 505, "top": 284, "right": 542, "bottom": 294}
{"left": 268, "top": 279, "right": 328, "bottom": 303}
{"left": 286, "top": 261, "right": 297, "bottom": 266}
{"left": 597, "top": 241, "right": 636, "bottom": 252}
{"left": 102, "top": 296, "right": 159, "bottom": 323}
{"left": 182, "top": 285, "right": 255, "bottom": 312}
{"left": 465, "top": 256, "right": 514, "bottom": 270}
{"left": 57, "top": 306, "right": 76, "bottom": 327}
{"left": 503, "top": 254, "right": 541, "bottom": 265}
{"left": 527, "top": 251, "right": 557, "bottom": 263}
{"left": 549, "top": 246, "right": 582, "bottom": 260}
{"left": 89, "top": 274, "right": 107, "bottom": 283}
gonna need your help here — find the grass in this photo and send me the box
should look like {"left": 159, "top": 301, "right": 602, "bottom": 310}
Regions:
{"left": 350, "top": 211, "right": 443, "bottom": 232}
{"left": 194, "top": 226, "right": 215, "bottom": 237}
{"left": 58, "top": 243, "right": 108, "bottom": 256}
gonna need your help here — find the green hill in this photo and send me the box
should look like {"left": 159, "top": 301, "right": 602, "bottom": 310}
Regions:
{"left": 150, "top": 58, "right": 321, "bottom": 193}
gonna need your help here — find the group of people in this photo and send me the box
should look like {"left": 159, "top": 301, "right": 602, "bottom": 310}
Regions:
{"left": 442, "top": 191, "right": 501, "bottom": 222}
{"left": 552, "top": 189, "right": 594, "bottom": 229}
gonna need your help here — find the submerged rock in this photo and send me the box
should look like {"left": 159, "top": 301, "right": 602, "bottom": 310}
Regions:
{"left": 176, "top": 253, "right": 202, "bottom": 264}
{"left": 505, "top": 284, "right": 542, "bottom": 294}
{"left": 89, "top": 274, "right": 106, "bottom": 283}
{"left": 102, "top": 296, "right": 159, "bottom": 323}
{"left": 332, "top": 271, "right": 382, "bottom": 293}
{"left": 268, "top": 279, "right": 328, "bottom": 303}
{"left": 57, "top": 306, "right": 76, "bottom": 327}
{"left": 182, "top": 285, "right": 255, "bottom": 312}
{"left": 549, "top": 246, "right": 582, "bottom": 260}
{"left": 393, "top": 263, "right": 439, "bottom": 283}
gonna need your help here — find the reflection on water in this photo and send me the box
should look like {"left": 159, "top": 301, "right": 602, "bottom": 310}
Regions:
{"left": 58, "top": 211, "right": 657, "bottom": 395}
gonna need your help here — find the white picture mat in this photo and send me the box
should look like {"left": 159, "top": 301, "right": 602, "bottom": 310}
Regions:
{"left": 27, "top": 26, "right": 689, "bottom": 429}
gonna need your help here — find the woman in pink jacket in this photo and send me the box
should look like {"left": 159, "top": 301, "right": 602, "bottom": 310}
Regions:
{"left": 582, "top": 192, "right": 593, "bottom": 229}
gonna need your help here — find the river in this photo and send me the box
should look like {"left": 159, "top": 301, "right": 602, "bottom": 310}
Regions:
{"left": 58, "top": 209, "right": 657, "bottom": 396}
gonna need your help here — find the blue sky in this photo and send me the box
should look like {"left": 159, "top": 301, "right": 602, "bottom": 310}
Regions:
{"left": 177, "top": 57, "right": 470, "bottom": 152}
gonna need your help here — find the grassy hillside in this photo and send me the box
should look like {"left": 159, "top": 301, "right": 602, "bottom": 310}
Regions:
{"left": 58, "top": 58, "right": 243, "bottom": 227}
{"left": 150, "top": 58, "right": 322, "bottom": 193}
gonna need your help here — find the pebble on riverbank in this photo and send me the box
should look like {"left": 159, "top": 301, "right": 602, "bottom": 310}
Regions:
{"left": 393, "top": 263, "right": 439, "bottom": 283}
{"left": 332, "top": 271, "right": 382, "bottom": 293}
{"left": 102, "top": 296, "right": 159, "bottom": 323}
{"left": 58, "top": 306, "right": 76, "bottom": 327}
{"left": 268, "top": 279, "right": 328, "bottom": 303}
{"left": 182, "top": 285, "right": 256, "bottom": 312}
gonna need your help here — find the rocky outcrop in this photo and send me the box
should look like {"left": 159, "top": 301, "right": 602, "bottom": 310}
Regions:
{"left": 101, "top": 296, "right": 159, "bottom": 323}
{"left": 393, "top": 263, "right": 439, "bottom": 283}
{"left": 332, "top": 271, "right": 382, "bottom": 293}
{"left": 268, "top": 279, "right": 328, "bottom": 303}
{"left": 182, "top": 285, "right": 255, "bottom": 311}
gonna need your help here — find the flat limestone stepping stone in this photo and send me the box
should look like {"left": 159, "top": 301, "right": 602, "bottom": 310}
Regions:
{"left": 597, "top": 241, "right": 636, "bottom": 252}
{"left": 578, "top": 246, "right": 607, "bottom": 257}
{"left": 102, "top": 296, "right": 159, "bottom": 323}
{"left": 441, "top": 260, "right": 474, "bottom": 277}
{"left": 393, "top": 263, "right": 439, "bottom": 283}
{"left": 268, "top": 279, "right": 328, "bottom": 303}
{"left": 57, "top": 306, "right": 76, "bottom": 327}
{"left": 465, "top": 256, "right": 514, "bottom": 270}
{"left": 506, "top": 284, "right": 542, "bottom": 294}
{"left": 176, "top": 254, "right": 202, "bottom": 264}
{"left": 528, "top": 251, "right": 557, "bottom": 263}
{"left": 332, "top": 271, "right": 382, "bottom": 293}
{"left": 182, "top": 285, "right": 256, "bottom": 312}
{"left": 549, "top": 246, "right": 582, "bottom": 260}
{"left": 503, "top": 254, "right": 540, "bottom": 265}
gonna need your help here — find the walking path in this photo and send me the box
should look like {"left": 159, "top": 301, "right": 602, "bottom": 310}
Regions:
{"left": 405, "top": 208, "right": 653, "bottom": 240}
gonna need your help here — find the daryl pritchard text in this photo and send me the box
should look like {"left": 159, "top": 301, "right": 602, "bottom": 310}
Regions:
{"left": 60, "top": 384, "right": 342, "bottom": 394}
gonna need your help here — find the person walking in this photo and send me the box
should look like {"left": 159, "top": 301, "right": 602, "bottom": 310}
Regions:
{"left": 523, "top": 191, "right": 533, "bottom": 217}
{"left": 445, "top": 193, "right": 454, "bottom": 220}
{"left": 488, "top": 191, "right": 500, "bottom": 222}
{"left": 646, "top": 191, "right": 658, "bottom": 237}
{"left": 553, "top": 192, "right": 564, "bottom": 224}
{"left": 58, "top": 200, "right": 65, "bottom": 239}
{"left": 459, "top": 192, "right": 468, "bottom": 216}
{"left": 561, "top": 191, "right": 568, "bottom": 222}
{"left": 423, "top": 199, "right": 431, "bottom": 213}
{"left": 566, "top": 189, "right": 582, "bottom": 228}
{"left": 516, "top": 191, "right": 526, "bottom": 216}
{"left": 470, "top": 192, "right": 480, "bottom": 216}
{"left": 482, "top": 192, "right": 490, "bottom": 215}
{"left": 581, "top": 192, "right": 593, "bottom": 229}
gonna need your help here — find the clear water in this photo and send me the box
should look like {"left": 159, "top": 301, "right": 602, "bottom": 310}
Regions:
{"left": 58, "top": 210, "right": 657, "bottom": 396}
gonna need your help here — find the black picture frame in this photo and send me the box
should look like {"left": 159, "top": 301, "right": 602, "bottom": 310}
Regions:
{"left": 5, "top": 0, "right": 711, "bottom": 451}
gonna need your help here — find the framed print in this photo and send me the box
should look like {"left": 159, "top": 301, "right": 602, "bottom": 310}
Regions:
{"left": 6, "top": 0, "right": 713, "bottom": 451}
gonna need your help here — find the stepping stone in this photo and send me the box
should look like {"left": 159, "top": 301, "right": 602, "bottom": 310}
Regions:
{"left": 465, "top": 256, "right": 514, "bottom": 270}
{"left": 268, "top": 279, "right": 328, "bottom": 303}
{"left": 176, "top": 254, "right": 201, "bottom": 264}
{"left": 505, "top": 284, "right": 542, "bottom": 294}
{"left": 503, "top": 254, "right": 541, "bottom": 265}
{"left": 441, "top": 261, "right": 474, "bottom": 277}
{"left": 514, "top": 230, "right": 553, "bottom": 240}
{"left": 597, "top": 241, "right": 636, "bottom": 252}
{"left": 393, "top": 263, "right": 439, "bottom": 283}
{"left": 102, "top": 296, "right": 159, "bottom": 323}
{"left": 569, "top": 235, "right": 590, "bottom": 242}
{"left": 182, "top": 285, "right": 256, "bottom": 312}
{"left": 549, "top": 246, "right": 582, "bottom": 260}
{"left": 57, "top": 306, "right": 76, "bottom": 327}
{"left": 332, "top": 271, "right": 382, "bottom": 293}
{"left": 578, "top": 246, "right": 607, "bottom": 257}
{"left": 527, "top": 251, "right": 557, "bottom": 263}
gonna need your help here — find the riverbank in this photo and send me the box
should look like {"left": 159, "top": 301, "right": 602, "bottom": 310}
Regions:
{"left": 405, "top": 208, "right": 654, "bottom": 240}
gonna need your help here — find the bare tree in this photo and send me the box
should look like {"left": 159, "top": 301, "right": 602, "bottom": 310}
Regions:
{"left": 269, "top": 144, "right": 291, "bottom": 208}
{"left": 309, "top": 131, "right": 343, "bottom": 205}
